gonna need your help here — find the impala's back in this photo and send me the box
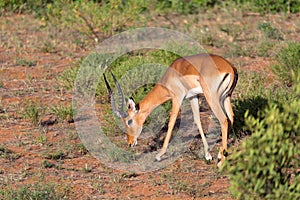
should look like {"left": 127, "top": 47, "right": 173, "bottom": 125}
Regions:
{"left": 159, "top": 53, "right": 237, "bottom": 101}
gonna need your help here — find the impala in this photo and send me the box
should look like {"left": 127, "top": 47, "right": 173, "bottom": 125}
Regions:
{"left": 104, "top": 53, "right": 238, "bottom": 167}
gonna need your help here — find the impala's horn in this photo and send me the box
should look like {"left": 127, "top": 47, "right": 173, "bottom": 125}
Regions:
{"left": 103, "top": 73, "right": 128, "bottom": 118}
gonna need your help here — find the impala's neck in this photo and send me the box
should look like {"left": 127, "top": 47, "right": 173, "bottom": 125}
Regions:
{"left": 135, "top": 84, "right": 171, "bottom": 125}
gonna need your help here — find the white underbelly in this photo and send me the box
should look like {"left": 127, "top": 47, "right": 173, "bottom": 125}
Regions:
{"left": 185, "top": 86, "right": 203, "bottom": 99}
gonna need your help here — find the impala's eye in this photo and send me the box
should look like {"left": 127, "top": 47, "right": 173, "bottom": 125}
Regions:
{"left": 127, "top": 119, "right": 133, "bottom": 126}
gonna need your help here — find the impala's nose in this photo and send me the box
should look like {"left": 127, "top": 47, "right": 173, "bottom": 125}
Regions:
{"left": 131, "top": 139, "right": 138, "bottom": 147}
{"left": 127, "top": 134, "right": 137, "bottom": 147}
{"left": 128, "top": 139, "right": 137, "bottom": 147}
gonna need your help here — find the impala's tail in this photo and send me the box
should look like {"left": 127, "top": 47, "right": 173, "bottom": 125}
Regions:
{"left": 219, "top": 68, "right": 238, "bottom": 126}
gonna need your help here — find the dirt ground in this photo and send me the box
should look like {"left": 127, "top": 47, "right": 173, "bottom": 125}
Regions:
{"left": 0, "top": 12, "right": 299, "bottom": 199}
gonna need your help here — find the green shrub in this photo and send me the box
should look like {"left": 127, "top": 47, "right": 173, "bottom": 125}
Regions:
{"left": 45, "top": 0, "right": 147, "bottom": 42}
{"left": 1, "top": 0, "right": 298, "bottom": 19}
{"left": 231, "top": 70, "right": 291, "bottom": 137}
{"left": 272, "top": 42, "right": 300, "bottom": 86}
{"left": 250, "top": 0, "right": 300, "bottom": 14}
{"left": 226, "top": 71, "right": 300, "bottom": 199}
{"left": 154, "top": 0, "right": 219, "bottom": 14}
{"left": 154, "top": 0, "right": 300, "bottom": 14}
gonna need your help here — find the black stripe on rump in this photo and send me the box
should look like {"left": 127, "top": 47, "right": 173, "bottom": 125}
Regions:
{"left": 217, "top": 73, "right": 229, "bottom": 92}
{"left": 219, "top": 71, "right": 238, "bottom": 126}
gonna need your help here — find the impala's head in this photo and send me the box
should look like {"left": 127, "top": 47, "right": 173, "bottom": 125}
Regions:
{"left": 104, "top": 73, "right": 142, "bottom": 147}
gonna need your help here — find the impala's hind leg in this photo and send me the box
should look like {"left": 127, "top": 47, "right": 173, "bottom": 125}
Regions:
{"left": 206, "top": 95, "right": 230, "bottom": 168}
{"left": 216, "top": 97, "right": 234, "bottom": 164}
{"left": 217, "top": 118, "right": 229, "bottom": 168}
{"left": 190, "top": 97, "right": 212, "bottom": 161}
{"left": 224, "top": 97, "right": 234, "bottom": 126}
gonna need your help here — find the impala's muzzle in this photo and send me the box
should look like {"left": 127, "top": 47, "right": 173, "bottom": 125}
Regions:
{"left": 127, "top": 134, "right": 137, "bottom": 147}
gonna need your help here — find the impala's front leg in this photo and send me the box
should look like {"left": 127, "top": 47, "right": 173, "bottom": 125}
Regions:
{"left": 156, "top": 99, "right": 181, "bottom": 161}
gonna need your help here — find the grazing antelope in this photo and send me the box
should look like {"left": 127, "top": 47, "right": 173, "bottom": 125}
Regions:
{"left": 104, "top": 53, "right": 238, "bottom": 167}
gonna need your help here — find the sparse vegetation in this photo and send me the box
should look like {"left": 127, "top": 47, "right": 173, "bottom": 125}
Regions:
{"left": 50, "top": 104, "right": 74, "bottom": 123}
{"left": 258, "top": 21, "right": 283, "bottom": 40}
{"left": 42, "top": 160, "right": 56, "bottom": 168}
{"left": 16, "top": 58, "right": 37, "bottom": 67}
{"left": 45, "top": 150, "right": 67, "bottom": 160}
{"left": 0, "top": 183, "right": 67, "bottom": 200}
{"left": 57, "top": 62, "right": 80, "bottom": 90}
{"left": 23, "top": 100, "right": 45, "bottom": 126}
{"left": 36, "top": 133, "right": 48, "bottom": 145}
{"left": 40, "top": 40, "right": 57, "bottom": 53}
{"left": 0, "top": 145, "right": 20, "bottom": 160}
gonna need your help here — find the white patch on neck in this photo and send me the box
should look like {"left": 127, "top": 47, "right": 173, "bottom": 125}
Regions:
{"left": 186, "top": 86, "right": 203, "bottom": 99}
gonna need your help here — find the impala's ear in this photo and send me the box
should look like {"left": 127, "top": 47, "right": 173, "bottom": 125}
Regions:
{"left": 135, "top": 103, "right": 140, "bottom": 111}
{"left": 126, "top": 98, "right": 140, "bottom": 113}
{"left": 126, "top": 98, "right": 136, "bottom": 111}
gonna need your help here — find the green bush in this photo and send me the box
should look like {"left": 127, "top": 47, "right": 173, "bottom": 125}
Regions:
{"left": 250, "top": 0, "right": 300, "bottom": 14}
{"left": 272, "top": 42, "right": 300, "bottom": 86}
{"left": 1, "top": 0, "right": 299, "bottom": 18}
{"left": 154, "top": 0, "right": 300, "bottom": 14}
{"left": 45, "top": 0, "right": 148, "bottom": 42}
{"left": 154, "top": 0, "right": 219, "bottom": 14}
{"left": 226, "top": 71, "right": 300, "bottom": 199}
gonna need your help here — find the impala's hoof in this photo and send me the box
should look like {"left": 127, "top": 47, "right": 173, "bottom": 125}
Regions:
{"left": 155, "top": 155, "right": 161, "bottom": 162}
{"left": 155, "top": 148, "right": 166, "bottom": 162}
{"left": 217, "top": 160, "right": 224, "bottom": 168}
{"left": 217, "top": 155, "right": 226, "bottom": 169}
{"left": 218, "top": 151, "right": 222, "bottom": 160}
{"left": 205, "top": 153, "right": 213, "bottom": 161}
